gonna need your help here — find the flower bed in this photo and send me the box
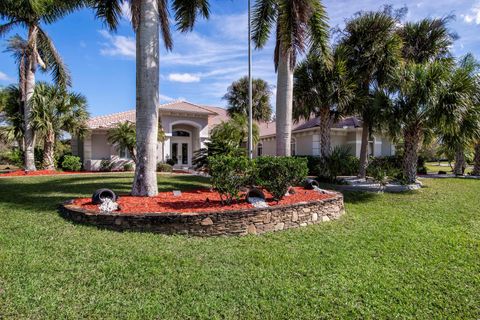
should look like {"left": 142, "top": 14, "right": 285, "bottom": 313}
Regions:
{"left": 60, "top": 188, "right": 345, "bottom": 236}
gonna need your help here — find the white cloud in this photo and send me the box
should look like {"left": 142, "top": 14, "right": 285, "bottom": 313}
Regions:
{"left": 99, "top": 30, "right": 135, "bottom": 58}
{"left": 462, "top": 3, "right": 480, "bottom": 24}
{"left": 0, "top": 71, "right": 12, "bottom": 82}
{"left": 168, "top": 73, "right": 200, "bottom": 83}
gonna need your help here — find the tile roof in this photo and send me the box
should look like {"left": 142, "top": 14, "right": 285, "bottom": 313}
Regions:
{"left": 258, "top": 116, "right": 362, "bottom": 137}
{"left": 87, "top": 100, "right": 218, "bottom": 129}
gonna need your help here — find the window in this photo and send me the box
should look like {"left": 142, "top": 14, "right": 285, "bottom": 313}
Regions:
{"left": 257, "top": 143, "right": 263, "bottom": 157}
{"left": 119, "top": 147, "right": 131, "bottom": 159}
{"left": 291, "top": 138, "right": 296, "bottom": 156}
{"left": 172, "top": 130, "right": 190, "bottom": 137}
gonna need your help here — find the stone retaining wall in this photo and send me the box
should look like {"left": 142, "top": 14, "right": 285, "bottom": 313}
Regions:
{"left": 60, "top": 192, "right": 345, "bottom": 237}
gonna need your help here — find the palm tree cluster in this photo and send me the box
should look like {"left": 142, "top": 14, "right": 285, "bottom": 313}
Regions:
{"left": 292, "top": 8, "right": 480, "bottom": 184}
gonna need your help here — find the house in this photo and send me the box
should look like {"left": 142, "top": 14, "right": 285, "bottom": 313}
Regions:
{"left": 72, "top": 100, "right": 395, "bottom": 171}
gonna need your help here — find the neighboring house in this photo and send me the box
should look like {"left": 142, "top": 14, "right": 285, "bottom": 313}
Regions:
{"left": 72, "top": 100, "right": 395, "bottom": 171}
{"left": 255, "top": 116, "right": 395, "bottom": 158}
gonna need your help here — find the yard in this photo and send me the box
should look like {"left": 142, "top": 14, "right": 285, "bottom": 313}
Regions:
{"left": 0, "top": 174, "right": 479, "bottom": 319}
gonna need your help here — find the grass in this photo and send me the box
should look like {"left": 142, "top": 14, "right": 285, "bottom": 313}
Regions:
{"left": 0, "top": 173, "right": 479, "bottom": 319}
{"left": 425, "top": 161, "right": 473, "bottom": 174}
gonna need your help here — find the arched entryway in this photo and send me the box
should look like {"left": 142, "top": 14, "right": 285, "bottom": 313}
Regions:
{"left": 167, "top": 122, "right": 202, "bottom": 168}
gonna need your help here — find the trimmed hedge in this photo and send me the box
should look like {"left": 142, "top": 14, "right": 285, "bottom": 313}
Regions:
{"left": 61, "top": 155, "right": 82, "bottom": 172}
{"left": 157, "top": 163, "right": 173, "bottom": 172}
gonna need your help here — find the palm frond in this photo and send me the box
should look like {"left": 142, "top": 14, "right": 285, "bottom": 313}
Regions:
{"left": 172, "top": 0, "right": 210, "bottom": 32}
{"left": 158, "top": 0, "right": 173, "bottom": 50}
{"left": 251, "top": 0, "right": 277, "bottom": 49}
{"left": 37, "top": 27, "right": 71, "bottom": 88}
{"left": 88, "top": 0, "right": 123, "bottom": 31}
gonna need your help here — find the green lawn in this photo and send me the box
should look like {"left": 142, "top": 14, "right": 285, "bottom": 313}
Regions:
{"left": 425, "top": 161, "right": 473, "bottom": 174}
{"left": 0, "top": 174, "right": 479, "bottom": 319}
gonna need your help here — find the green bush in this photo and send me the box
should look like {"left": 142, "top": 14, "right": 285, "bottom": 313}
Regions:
{"left": 294, "top": 155, "right": 321, "bottom": 176}
{"left": 157, "top": 163, "right": 173, "bottom": 172}
{"left": 61, "top": 155, "right": 82, "bottom": 172}
{"left": 318, "top": 146, "right": 359, "bottom": 182}
{"left": 99, "top": 158, "right": 114, "bottom": 172}
{"left": 166, "top": 158, "right": 176, "bottom": 166}
{"left": 3, "top": 149, "right": 23, "bottom": 167}
{"left": 209, "top": 155, "right": 253, "bottom": 205}
{"left": 123, "top": 163, "right": 134, "bottom": 172}
{"left": 255, "top": 156, "right": 308, "bottom": 201}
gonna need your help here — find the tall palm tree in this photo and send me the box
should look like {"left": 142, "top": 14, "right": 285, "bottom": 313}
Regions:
{"left": 108, "top": 122, "right": 137, "bottom": 164}
{"left": 293, "top": 47, "right": 355, "bottom": 158}
{"left": 30, "top": 82, "right": 89, "bottom": 170}
{"left": 339, "top": 10, "right": 402, "bottom": 179}
{"left": 89, "top": 0, "right": 210, "bottom": 196}
{"left": 252, "top": 0, "right": 329, "bottom": 156}
{"left": 473, "top": 142, "right": 480, "bottom": 176}
{"left": 0, "top": 0, "right": 81, "bottom": 171}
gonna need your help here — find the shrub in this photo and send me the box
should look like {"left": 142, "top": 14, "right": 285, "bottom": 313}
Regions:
{"left": 255, "top": 156, "right": 308, "bottom": 201}
{"left": 367, "top": 157, "right": 402, "bottom": 181}
{"left": 317, "top": 146, "right": 359, "bottom": 182}
{"left": 123, "top": 163, "right": 134, "bottom": 172}
{"left": 99, "top": 158, "right": 114, "bottom": 172}
{"left": 294, "top": 155, "right": 321, "bottom": 176}
{"left": 166, "top": 158, "right": 176, "bottom": 166}
{"left": 157, "top": 163, "right": 173, "bottom": 172}
{"left": 61, "top": 155, "right": 82, "bottom": 172}
{"left": 209, "top": 155, "right": 253, "bottom": 205}
{"left": 3, "top": 149, "right": 23, "bottom": 167}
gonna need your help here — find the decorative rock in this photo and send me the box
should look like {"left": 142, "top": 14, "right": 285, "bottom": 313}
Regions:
{"left": 200, "top": 217, "right": 213, "bottom": 226}
{"left": 292, "top": 211, "right": 298, "bottom": 222}
{"left": 321, "top": 216, "right": 330, "bottom": 222}
{"left": 300, "top": 223, "right": 308, "bottom": 227}
{"left": 274, "top": 222, "right": 285, "bottom": 231}
{"left": 312, "top": 213, "right": 318, "bottom": 221}
{"left": 247, "top": 224, "right": 257, "bottom": 235}
{"left": 303, "top": 208, "right": 311, "bottom": 213}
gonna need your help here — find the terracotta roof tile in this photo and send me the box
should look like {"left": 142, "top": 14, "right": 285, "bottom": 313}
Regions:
{"left": 87, "top": 101, "right": 218, "bottom": 129}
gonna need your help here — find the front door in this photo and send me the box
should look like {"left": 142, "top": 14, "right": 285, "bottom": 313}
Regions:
{"left": 171, "top": 140, "right": 190, "bottom": 167}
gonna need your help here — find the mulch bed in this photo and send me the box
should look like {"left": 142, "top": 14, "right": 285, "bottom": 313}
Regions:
{"left": 73, "top": 187, "right": 334, "bottom": 214}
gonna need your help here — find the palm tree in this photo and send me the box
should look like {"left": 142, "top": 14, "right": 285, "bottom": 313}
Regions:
{"left": 89, "top": 0, "right": 210, "bottom": 196}
{"left": 0, "top": 0, "right": 81, "bottom": 171}
{"left": 293, "top": 47, "right": 355, "bottom": 158}
{"left": 30, "top": 82, "right": 89, "bottom": 170}
{"left": 252, "top": 0, "right": 329, "bottom": 156}
{"left": 0, "top": 85, "right": 24, "bottom": 148}
{"left": 338, "top": 9, "right": 402, "bottom": 179}
{"left": 108, "top": 121, "right": 137, "bottom": 164}
{"left": 436, "top": 55, "right": 480, "bottom": 176}
{"left": 224, "top": 76, "right": 273, "bottom": 122}
{"left": 390, "top": 17, "right": 458, "bottom": 183}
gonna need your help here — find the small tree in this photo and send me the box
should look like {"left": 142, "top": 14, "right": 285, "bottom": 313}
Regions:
{"left": 108, "top": 122, "right": 137, "bottom": 164}
{"left": 224, "top": 76, "right": 273, "bottom": 122}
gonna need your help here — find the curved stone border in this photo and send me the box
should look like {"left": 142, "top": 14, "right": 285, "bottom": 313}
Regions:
{"left": 59, "top": 192, "right": 345, "bottom": 237}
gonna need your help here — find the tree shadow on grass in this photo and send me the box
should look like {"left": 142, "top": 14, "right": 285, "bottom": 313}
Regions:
{"left": 0, "top": 174, "right": 210, "bottom": 213}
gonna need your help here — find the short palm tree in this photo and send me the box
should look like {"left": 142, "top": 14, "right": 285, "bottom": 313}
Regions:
{"left": 339, "top": 10, "right": 402, "bottom": 179}
{"left": 0, "top": 85, "right": 24, "bottom": 148}
{"left": 224, "top": 76, "right": 273, "bottom": 122}
{"left": 0, "top": 0, "right": 81, "bottom": 171}
{"left": 108, "top": 122, "right": 137, "bottom": 164}
{"left": 88, "top": 0, "right": 210, "bottom": 196}
{"left": 30, "top": 82, "right": 89, "bottom": 170}
{"left": 293, "top": 47, "right": 355, "bottom": 158}
{"left": 252, "top": 0, "right": 329, "bottom": 156}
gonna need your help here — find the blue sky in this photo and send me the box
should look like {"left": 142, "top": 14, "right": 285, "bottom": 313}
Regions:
{"left": 0, "top": 0, "right": 479, "bottom": 116}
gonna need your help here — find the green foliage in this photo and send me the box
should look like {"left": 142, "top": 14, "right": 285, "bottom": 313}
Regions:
{"left": 224, "top": 76, "right": 273, "bottom": 122}
{"left": 293, "top": 155, "right": 321, "bottom": 176}
{"left": 157, "top": 163, "right": 173, "bottom": 173}
{"left": 99, "top": 158, "right": 114, "bottom": 172}
{"left": 255, "top": 156, "right": 308, "bottom": 201}
{"left": 165, "top": 158, "right": 176, "bottom": 166}
{"left": 61, "top": 155, "right": 82, "bottom": 172}
{"left": 107, "top": 122, "right": 137, "bottom": 163}
{"left": 209, "top": 155, "right": 253, "bottom": 205}
{"left": 123, "top": 163, "right": 134, "bottom": 172}
{"left": 317, "top": 146, "right": 359, "bottom": 182}
{"left": 2, "top": 149, "right": 23, "bottom": 167}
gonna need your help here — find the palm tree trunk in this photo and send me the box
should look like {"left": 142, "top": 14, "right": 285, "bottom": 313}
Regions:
{"left": 402, "top": 126, "right": 421, "bottom": 184}
{"left": 453, "top": 147, "right": 466, "bottom": 176}
{"left": 275, "top": 47, "right": 293, "bottom": 156}
{"left": 131, "top": 0, "right": 159, "bottom": 196}
{"left": 42, "top": 130, "right": 55, "bottom": 170}
{"left": 358, "top": 120, "right": 369, "bottom": 179}
{"left": 472, "top": 142, "right": 480, "bottom": 176}
{"left": 319, "top": 107, "right": 332, "bottom": 158}
{"left": 24, "top": 26, "right": 38, "bottom": 171}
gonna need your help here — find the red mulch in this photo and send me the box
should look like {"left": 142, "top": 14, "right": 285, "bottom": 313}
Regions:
{"left": 0, "top": 170, "right": 75, "bottom": 177}
{"left": 73, "top": 187, "right": 334, "bottom": 214}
